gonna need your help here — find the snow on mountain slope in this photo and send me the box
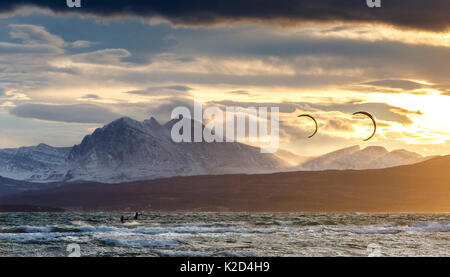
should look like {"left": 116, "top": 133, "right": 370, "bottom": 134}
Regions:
{"left": 301, "top": 145, "right": 428, "bottom": 170}
{"left": 0, "top": 144, "right": 70, "bottom": 182}
{"left": 65, "top": 117, "right": 285, "bottom": 182}
{"left": 0, "top": 117, "right": 285, "bottom": 183}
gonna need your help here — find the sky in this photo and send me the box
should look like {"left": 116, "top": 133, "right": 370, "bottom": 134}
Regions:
{"left": 0, "top": 0, "right": 449, "bottom": 156}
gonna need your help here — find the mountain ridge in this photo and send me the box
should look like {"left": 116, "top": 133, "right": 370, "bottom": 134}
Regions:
{"left": 0, "top": 116, "right": 285, "bottom": 184}
{"left": 299, "top": 145, "right": 430, "bottom": 171}
{"left": 0, "top": 116, "right": 432, "bottom": 186}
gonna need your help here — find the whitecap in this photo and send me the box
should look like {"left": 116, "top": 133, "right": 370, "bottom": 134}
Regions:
{"left": 224, "top": 251, "right": 258, "bottom": 257}
{"left": 133, "top": 226, "right": 277, "bottom": 235}
{"left": 0, "top": 232, "right": 81, "bottom": 242}
{"left": 72, "top": 220, "right": 91, "bottom": 227}
{"left": 154, "top": 250, "right": 212, "bottom": 257}
{"left": 23, "top": 226, "right": 52, "bottom": 233}
{"left": 101, "top": 238, "right": 182, "bottom": 247}
{"left": 275, "top": 221, "right": 292, "bottom": 226}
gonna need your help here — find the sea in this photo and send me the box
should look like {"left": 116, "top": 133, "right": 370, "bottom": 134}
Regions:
{"left": 1, "top": 212, "right": 449, "bottom": 257}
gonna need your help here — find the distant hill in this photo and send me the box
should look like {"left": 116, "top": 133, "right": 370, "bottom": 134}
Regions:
{"left": 2, "top": 155, "right": 449, "bottom": 212}
{"left": 0, "top": 176, "right": 62, "bottom": 197}
{"left": 299, "top": 145, "right": 429, "bottom": 170}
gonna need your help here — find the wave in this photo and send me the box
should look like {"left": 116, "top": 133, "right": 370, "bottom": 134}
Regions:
{"left": 326, "top": 227, "right": 401, "bottom": 234}
{"left": 154, "top": 250, "right": 212, "bottom": 257}
{"left": 169, "top": 222, "right": 239, "bottom": 227}
{"left": 132, "top": 226, "right": 277, "bottom": 235}
{"left": 71, "top": 220, "right": 90, "bottom": 227}
{"left": 122, "top": 221, "right": 141, "bottom": 226}
{"left": 324, "top": 221, "right": 450, "bottom": 235}
{"left": 0, "top": 232, "right": 81, "bottom": 242}
{"left": 0, "top": 224, "right": 277, "bottom": 243}
{"left": 3, "top": 220, "right": 450, "bottom": 243}
{"left": 59, "top": 225, "right": 278, "bottom": 235}
{"left": 0, "top": 226, "right": 53, "bottom": 234}
{"left": 407, "top": 221, "right": 450, "bottom": 232}
{"left": 223, "top": 251, "right": 258, "bottom": 257}
{"left": 275, "top": 221, "right": 292, "bottom": 226}
{"left": 101, "top": 238, "right": 182, "bottom": 247}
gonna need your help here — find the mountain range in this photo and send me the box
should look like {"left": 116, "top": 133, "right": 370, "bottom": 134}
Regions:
{"left": 298, "top": 145, "right": 431, "bottom": 171}
{"left": 0, "top": 117, "right": 284, "bottom": 184}
{"left": 0, "top": 116, "right": 431, "bottom": 188}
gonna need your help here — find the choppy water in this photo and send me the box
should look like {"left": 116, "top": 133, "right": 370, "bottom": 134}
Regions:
{"left": 1, "top": 212, "right": 449, "bottom": 257}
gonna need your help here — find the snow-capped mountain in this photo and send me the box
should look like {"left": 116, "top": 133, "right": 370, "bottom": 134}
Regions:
{"left": 0, "top": 116, "right": 431, "bottom": 185}
{"left": 300, "top": 145, "right": 428, "bottom": 170}
{"left": 0, "top": 117, "right": 285, "bottom": 183}
{"left": 0, "top": 143, "right": 70, "bottom": 182}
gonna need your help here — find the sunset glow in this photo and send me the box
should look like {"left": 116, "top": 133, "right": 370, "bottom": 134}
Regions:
{"left": 0, "top": 3, "right": 448, "bottom": 158}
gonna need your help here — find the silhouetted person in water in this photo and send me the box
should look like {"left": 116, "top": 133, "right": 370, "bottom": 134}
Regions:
{"left": 121, "top": 213, "right": 140, "bottom": 223}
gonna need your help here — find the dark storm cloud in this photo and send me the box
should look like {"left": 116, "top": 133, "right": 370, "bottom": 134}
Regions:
{"left": 2, "top": 1, "right": 449, "bottom": 31}
{"left": 10, "top": 103, "right": 121, "bottom": 123}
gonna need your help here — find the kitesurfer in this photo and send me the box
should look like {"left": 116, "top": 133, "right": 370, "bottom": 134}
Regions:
{"left": 133, "top": 212, "right": 142, "bottom": 220}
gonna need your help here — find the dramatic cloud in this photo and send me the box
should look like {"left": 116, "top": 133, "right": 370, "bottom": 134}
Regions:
{"left": 362, "top": 79, "right": 428, "bottom": 91}
{"left": 0, "top": 24, "right": 66, "bottom": 57}
{"left": 0, "top": 5, "right": 448, "bottom": 155}
{"left": 9, "top": 24, "right": 65, "bottom": 46}
{"left": 303, "top": 102, "right": 417, "bottom": 125}
{"left": 70, "top": 40, "right": 94, "bottom": 48}
{"left": 10, "top": 103, "right": 121, "bottom": 123}
{"left": 390, "top": 107, "right": 423, "bottom": 116}
{"left": 146, "top": 97, "right": 194, "bottom": 122}
{"left": 70, "top": 49, "right": 131, "bottom": 65}
{"left": 208, "top": 100, "right": 417, "bottom": 125}
{"left": 0, "top": 42, "right": 62, "bottom": 54}
{"left": 324, "top": 118, "right": 355, "bottom": 132}
{"left": 227, "top": 90, "right": 250, "bottom": 95}
{"left": 210, "top": 100, "right": 299, "bottom": 114}
{"left": 125, "top": 85, "right": 192, "bottom": 96}
{"left": 80, "top": 94, "right": 101, "bottom": 100}
{"left": 1, "top": 1, "right": 449, "bottom": 31}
